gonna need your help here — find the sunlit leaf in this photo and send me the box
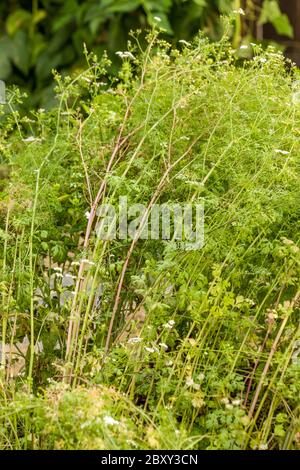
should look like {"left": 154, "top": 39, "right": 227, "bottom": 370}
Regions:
{"left": 6, "top": 9, "right": 32, "bottom": 36}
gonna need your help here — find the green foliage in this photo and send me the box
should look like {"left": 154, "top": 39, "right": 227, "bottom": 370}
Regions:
{"left": 1, "top": 30, "right": 300, "bottom": 450}
{"left": 259, "top": 0, "right": 293, "bottom": 38}
{"left": 0, "top": 1, "right": 293, "bottom": 108}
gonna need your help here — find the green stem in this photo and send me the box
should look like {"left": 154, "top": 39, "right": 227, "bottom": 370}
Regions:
{"left": 233, "top": 0, "right": 242, "bottom": 49}
{"left": 27, "top": 169, "right": 40, "bottom": 389}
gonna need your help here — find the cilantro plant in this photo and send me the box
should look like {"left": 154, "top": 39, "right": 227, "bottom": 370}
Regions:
{"left": 0, "top": 25, "right": 300, "bottom": 450}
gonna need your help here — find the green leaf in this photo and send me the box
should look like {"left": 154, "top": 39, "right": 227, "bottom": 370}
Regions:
{"left": 36, "top": 44, "right": 75, "bottom": 83}
{"left": 40, "top": 230, "right": 48, "bottom": 239}
{"left": 31, "top": 33, "right": 47, "bottom": 63}
{"left": 89, "top": 17, "right": 105, "bottom": 36}
{"left": 274, "top": 424, "right": 285, "bottom": 437}
{"left": 0, "top": 55, "right": 11, "bottom": 81}
{"left": 272, "top": 14, "right": 294, "bottom": 38}
{"left": 52, "top": 13, "right": 75, "bottom": 32}
{"left": 144, "top": 0, "right": 172, "bottom": 10}
{"left": 107, "top": 1, "right": 141, "bottom": 14}
{"left": 193, "top": 0, "right": 207, "bottom": 6}
{"left": 0, "top": 37, "right": 13, "bottom": 80}
{"left": 143, "top": 0, "right": 173, "bottom": 33}
{"left": 149, "top": 12, "right": 173, "bottom": 34}
{"left": 259, "top": 0, "right": 281, "bottom": 23}
{"left": 33, "top": 9, "right": 47, "bottom": 25}
{"left": 218, "top": 0, "right": 233, "bottom": 13}
{"left": 259, "top": 0, "right": 294, "bottom": 38}
{"left": 11, "top": 31, "right": 31, "bottom": 75}
{"left": 93, "top": 0, "right": 141, "bottom": 15}
{"left": 41, "top": 242, "right": 49, "bottom": 251}
{"left": 6, "top": 9, "right": 32, "bottom": 36}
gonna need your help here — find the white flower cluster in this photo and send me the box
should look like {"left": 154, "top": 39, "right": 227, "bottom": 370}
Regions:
{"left": 274, "top": 149, "right": 290, "bottom": 156}
{"left": 185, "top": 377, "right": 201, "bottom": 391}
{"left": 233, "top": 8, "right": 245, "bottom": 15}
{"left": 103, "top": 415, "right": 120, "bottom": 426}
{"left": 127, "top": 337, "right": 142, "bottom": 344}
{"left": 221, "top": 397, "right": 242, "bottom": 409}
{"left": 71, "top": 259, "right": 96, "bottom": 267}
{"left": 163, "top": 320, "right": 175, "bottom": 329}
{"left": 115, "top": 51, "right": 135, "bottom": 60}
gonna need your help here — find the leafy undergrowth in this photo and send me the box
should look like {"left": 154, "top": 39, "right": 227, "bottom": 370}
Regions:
{"left": 1, "top": 31, "right": 300, "bottom": 450}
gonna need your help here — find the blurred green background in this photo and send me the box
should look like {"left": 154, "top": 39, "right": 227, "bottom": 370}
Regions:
{"left": 0, "top": 1, "right": 294, "bottom": 108}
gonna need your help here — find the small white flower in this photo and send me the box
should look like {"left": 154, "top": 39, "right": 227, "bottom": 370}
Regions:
{"left": 85, "top": 211, "right": 91, "bottom": 219}
{"left": 166, "top": 360, "right": 173, "bottom": 366}
{"left": 109, "top": 111, "right": 117, "bottom": 120}
{"left": 240, "top": 45, "right": 249, "bottom": 50}
{"left": 80, "top": 421, "right": 91, "bottom": 430}
{"left": 233, "top": 8, "right": 245, "bottom": 15}
{"left": 71, "top": 261, "right": 80, "bottom": 267}
{"left": 55, "top": 272, "right": 63, "bottom": 278}
{"left": 186, "top": 377, "right": 194, "bottom": 387}
{"left": 221, "top": 397, "right": 230, "bottom": 405}
{"left": 198, "top": 373, "right": 205, "bottom": 381}
{"left": 125, "top": 51, "right": 135, "bottom": 60}
{"left": 159, "top": 342, "right": 168, "bottom": 351}
{"left": 54, "top": 340, "right": 61, "bottom": 350}
{"left": 22, "top": 136, "right": 37, "bottom": 142}
{"left": 127, "top": 337, "right": 142, "bottom": 344}
{"left": 274, "top": 149, "right": 290, "bottom": 155}
{"left": 153, "top": 16, "right": 162, "bottom": 22}
{"left": 260, "top": 58, "right": 267, "bottom": 63}
{"left": 81, "top": 259, "right": 96, "bottom": 266}
{"left": 178, "top": 39, "right": 191, "bottom": 47}
{"left": 145, "top": 346, "right": 159, "bottom": 353}
{"left": 232, "top": 399, "right": 242, "bottom": 406}
{"left": 53, "top": 267, "right": 63, "bottom": 272}
{"left": 250, "top": 43, "right": 257, "bottom": 47}
{"left": 164, "top": 319, "right": 175, "bottom": 329}
{"left": 116, "top": 51, "right": 135, "bottom": 60}
{"left": 103, "top": 415, "right": 120, "bottom": 426}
